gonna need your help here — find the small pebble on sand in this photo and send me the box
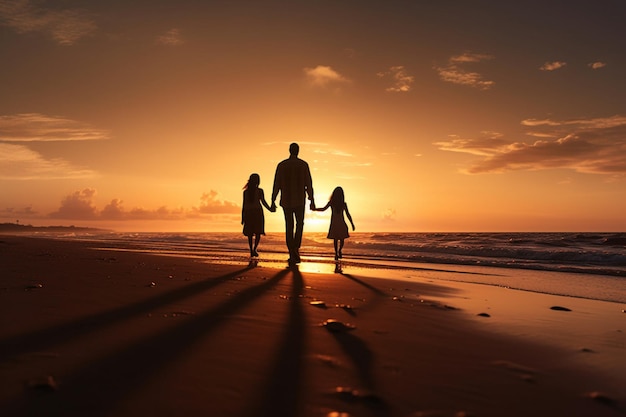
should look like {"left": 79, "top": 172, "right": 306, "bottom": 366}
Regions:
{"left": 323, "top": 319, "right": 356, "bottom": 332}
{"left": 550, "top": 306, "right": 572, "bottom": 311}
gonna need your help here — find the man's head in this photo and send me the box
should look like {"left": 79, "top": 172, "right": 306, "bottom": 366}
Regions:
{"left": 289, "top": 142, "right": 299, "bottom": 156}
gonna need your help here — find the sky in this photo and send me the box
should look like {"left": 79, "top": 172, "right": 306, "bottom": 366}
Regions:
{"left": 1, "top": 0, "right": 625, "bottom": 233}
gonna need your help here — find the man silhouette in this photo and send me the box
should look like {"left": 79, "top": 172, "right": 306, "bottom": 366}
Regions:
{"left": 271, "top": 143, "right": 315, "bottom": 264}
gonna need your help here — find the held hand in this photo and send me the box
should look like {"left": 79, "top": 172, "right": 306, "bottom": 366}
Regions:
{"left": 270, "top": 202, "right": 277, "bottom": 212}
{"left": 309, "top": 201, "right": 316, "bottom": 211}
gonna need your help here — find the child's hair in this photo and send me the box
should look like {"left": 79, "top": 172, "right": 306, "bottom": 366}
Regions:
{"left": 329, "top": 186, "right": 345, "bottom": 208}
{"left": 244, "top": 173, "right": 260, "bottom": 190}
{"left": 244, "top": 173, "right": 260, "bottom": 202}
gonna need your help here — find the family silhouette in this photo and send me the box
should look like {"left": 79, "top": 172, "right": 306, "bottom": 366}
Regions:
{"left": 242, "top": 142, "right": 356, "bottom": 265}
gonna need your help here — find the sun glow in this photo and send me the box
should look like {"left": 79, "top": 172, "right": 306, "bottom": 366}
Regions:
{"left": 305, "top": 211, "right": 332, "bottom": 233}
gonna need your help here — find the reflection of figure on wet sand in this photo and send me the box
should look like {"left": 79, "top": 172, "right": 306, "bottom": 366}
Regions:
{"left": 271, "top": 143, "right": 315, "bottom": 265}
{"left": 242, "top": 173, "right": 273, "bottom": 258}
{"left": 314, "top": 186, "right": 355, "bottom": 260}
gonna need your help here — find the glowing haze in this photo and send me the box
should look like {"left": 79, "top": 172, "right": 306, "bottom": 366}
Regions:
{"left": 1, "top": 1, "right": 625, "bottom": 232}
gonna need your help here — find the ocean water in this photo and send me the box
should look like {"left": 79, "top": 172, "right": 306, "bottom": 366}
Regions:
{"left": 40, "top": 231, "right": 626, "bottom": 304}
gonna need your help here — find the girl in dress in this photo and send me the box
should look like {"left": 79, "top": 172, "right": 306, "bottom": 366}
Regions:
{"left": 241, "top": 173, "right": 272, "bottom": 257}
{"left": 314, "top": 186, "right": 355, "bottom": 260}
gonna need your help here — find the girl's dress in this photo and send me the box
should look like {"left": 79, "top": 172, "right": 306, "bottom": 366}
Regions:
{"left": 327, "top": 203, "right": 349, "bottom": 240}
{"left": 242, "top": 188, "right": 266, "bottom": 236}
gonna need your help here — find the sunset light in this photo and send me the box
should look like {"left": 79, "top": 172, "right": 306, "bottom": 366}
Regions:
{"left": 1, "top": 1, "right": 624, "bottom": 232}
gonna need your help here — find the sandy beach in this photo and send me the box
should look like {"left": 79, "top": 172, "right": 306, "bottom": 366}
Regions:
{"left": 1, "top": 235, "right": 624, "bottom": 417}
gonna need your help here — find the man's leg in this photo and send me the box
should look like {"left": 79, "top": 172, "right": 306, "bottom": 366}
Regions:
{"left": 293, "top": 205, "right": 305, "bottom": 259}
{"left": 282, "top": 207, "right": 296, "bottom": 259}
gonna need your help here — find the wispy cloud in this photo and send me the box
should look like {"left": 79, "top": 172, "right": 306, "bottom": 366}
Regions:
{"left": 382, "top": 208, "right": 396, "bottom": 221}
{"left": 435, "top": 132, "right": 510, "bottom": 156}
{"left": 377, "top": 66, "right": 414, "bottom": 92}
{"left": 0, "top": 205, "right": 37, "bottom": 217}
{"left": 156, "top": 28, "right": 184, "bottom": 46}
{"left": 0, "top": 113, "right": 107, "bottom": 180}
{"left": 539, "top": 61, "right": 567, "bottom": 71}
{"left": 304, "top": 65, "right": 350, "bottom": 87}
{"left": 435, "top": 115, "right": 626, "bottom": 175}
{"left": 435, "top": 52, "right": 495, "bottom": 90}
{"left": 0, "top": 0, "right": 96, "bottom": 45}
{"left": 449, "top": 52, "right": 493, "bottom": 64}
{"left": 521, "top": 115, "right": 626, "bottom": 129}
{"left": 49, "top": 189, "right": 239, "bottom": 220}
{"left": 0, "top": 113, "right": 109, "bottom": 142}
{"left": 588, "top": 61, "right": 607, "bottom": 70}
{"left": 0, "top": 143, "right": 97, "bottom": 180}
{"left": 313, "top": 148, "right": 354, "bottom": 158}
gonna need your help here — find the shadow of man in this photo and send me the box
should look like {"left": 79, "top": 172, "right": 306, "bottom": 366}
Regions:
{"left": 248, "top": 266, "right": 308, "bottom": 417}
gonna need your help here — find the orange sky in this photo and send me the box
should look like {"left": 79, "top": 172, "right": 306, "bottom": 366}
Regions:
{"left": 1, "top": 1, "right": 625, "bottom": 232}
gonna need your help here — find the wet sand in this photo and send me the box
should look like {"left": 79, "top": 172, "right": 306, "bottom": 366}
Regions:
{"left": 0, "top": 235, "right": 624, "bottom": 417}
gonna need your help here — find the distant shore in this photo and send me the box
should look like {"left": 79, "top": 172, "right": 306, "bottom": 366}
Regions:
{"left": 0, "top": 235, "right": 623, "bottom": 417}
{"left": 0, "top": 223, "right": 110, "bottom": 233}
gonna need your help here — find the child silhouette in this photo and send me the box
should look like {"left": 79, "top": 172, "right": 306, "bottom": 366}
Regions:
{"left": 314, "top": 186, "right": 355, "bottom": 260}
{"left": 241, "top": 173, "right": 272, "bottom": 257}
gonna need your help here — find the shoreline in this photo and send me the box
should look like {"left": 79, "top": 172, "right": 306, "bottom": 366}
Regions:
{"left": 1, "top": 235, "right": 624, "bottom": 416}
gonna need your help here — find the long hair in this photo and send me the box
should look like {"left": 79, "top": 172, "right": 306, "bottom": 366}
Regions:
{"left": 244, "top": 173, "right": 260, "bottom": 202}
{"left": 329, "top": 186, "right": 345, "bottom": 208}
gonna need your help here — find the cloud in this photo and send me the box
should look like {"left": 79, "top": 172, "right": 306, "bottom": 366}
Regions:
{"left": 0, "top": 0, "right": 96, "bottom": 45}
{"left": 313, "top": 148, "right": 353, "bottom": 158}
{"left": 588, "top": 61, "right": 607, "bottom": 70}
{"left": 156, "top": 28, "right": 184, "bottom": 46}
{"left": 49, "top": 188, "right": 98, "bottom": 219}
{"left": 382, "top": 208, "right": 396, "bottom": 221}
{"left": 449, "top": 52, "right": 494, "bottom": 63}
{"left": 304, "top": 65, "right": 350, "bottom": 87}
{"left": 435, "top": 115, "right": 626, "bottom": 175}
{"left": 0, "top": 113, "right": 109, "bottom": 142}
{"left": 99, "top": 198, "right": 187, "bottom": 221}
{"left": 49, "top": 189, "right": 240, "bottom": 221}
{"left": 0, "top": 114, "right": 106, "bottom": 180}
{"left": 193, "top": 191, "right": 240, "bottom": 214}
{"left": 100, "top": 198, "right": 126, "bottom": 220}
{"left": 0, "top": 143, "right": 97, "bottom": 180}
{"left": 434, "top": 132, "right": 510, "bottom": 156}
{"left": 0, "top": 205, "right": 37, "bottom": 217}
{"left": 377, "top": 66, "right": 414, "bottom": 92}
{"left": 435, "top": 52, "right": 495, "bottom": 90}
{"left": 539, "top": 61, "right": 567, "bottom": 71}
{"left": 521, "top": 115, "right": 626, "bottom": 129}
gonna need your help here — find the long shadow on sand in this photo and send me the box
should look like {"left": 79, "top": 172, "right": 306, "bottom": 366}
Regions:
{"left": 2, "top": 268, "right": 291, "bottom": 417}
{"left": 0, "top": 266, "right": 254, "bottom": 362}
{"left": 247, "top": 266, "right": 307, "bottom": 417}
{"left": 340, "top": 273, "right": 387, "bottom": 296}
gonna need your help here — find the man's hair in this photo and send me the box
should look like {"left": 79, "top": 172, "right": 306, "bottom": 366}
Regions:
{"left": 289, "top": 142, "right": 299, "bottom": 156}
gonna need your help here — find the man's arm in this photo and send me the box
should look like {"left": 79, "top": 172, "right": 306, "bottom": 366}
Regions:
{"left": 304, "top": 162, "right": 315, "bottom": 209}
{"left": 271, "top": 164, "right": 280, "bottom": 210}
